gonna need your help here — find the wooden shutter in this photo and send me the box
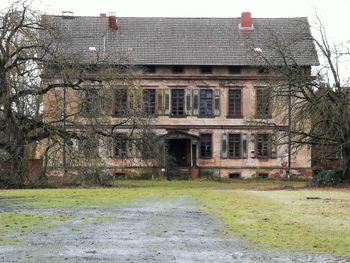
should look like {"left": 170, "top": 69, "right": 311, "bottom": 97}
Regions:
{"left": 192, "top": 89, "right": 199, "bottom": 115}
{"left": 185, "top": 89, "right": 192, "bottom": 115}
{"left": 214, "top": 89, "right": 220, "bottom": 116}
{"left": 250, "top": 133, "right": 256, "bottom": 158}
{"left": 242, "top": 133, "right": 248, "bottom": 158}
{"left": 271, "top": 134, "right": 277, "bottom": 159}
{"left": 157, "top": 90, "right": 164, "bottom": 115}
{"left": 164, "top": 89, "right": 170, "bottom": 115}
{"left": 221, "top": 133, "right": 228, "bottom": 159}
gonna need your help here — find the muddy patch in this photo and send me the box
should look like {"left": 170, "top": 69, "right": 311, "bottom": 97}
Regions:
{"left": 0, "top": 196, "right": 349, "bottom": 262}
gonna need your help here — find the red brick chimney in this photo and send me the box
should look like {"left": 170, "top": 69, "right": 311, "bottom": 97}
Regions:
{"left": 108, "top": 12, "right": 117, "bottom": 31}
{"left": 239, "top": 12, "right": 254, "bottom": 32}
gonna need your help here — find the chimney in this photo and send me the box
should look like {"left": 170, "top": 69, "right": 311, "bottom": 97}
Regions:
{"left": 108, "top": 12, "right": 117, "bottom": 31}
{"left": 239, "top": 12, "right": 254, "bottom": 32}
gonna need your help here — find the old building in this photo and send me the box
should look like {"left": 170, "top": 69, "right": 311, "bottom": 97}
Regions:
{"left": 43, "top": 12, "right": 318, "bottom": 179}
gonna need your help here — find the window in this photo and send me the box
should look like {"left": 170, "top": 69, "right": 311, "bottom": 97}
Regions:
{"left": 200, "top": 66, "right": 212, "bottom": 74}
{"left": 257, "top": 173, "right": 269, "bottom": 178}
{"left": 256, "top": 89, "right": 271, "bottom": 118}
{"left": 171, "top": 89, "right": 185, "bottom": 116}
{"left": 229, "top": 173, "right": 240, "bottom": 179}
{"left": 83, "top": 88, "right": 100, "bottom": 115}
{"left": 114, "top": 133, "right": 128, "bottom": 158}
{"left": 113, "top": 89, "right": 127, "bottom": 116}
{"left": 172, "top": 66, "right": 183, "bottom": 74}
{"left": 229, "top": 66, "right": 241, "bottom": 74}
{"left": 143, "top": 89, "right": 156, "bottom": 115}
{"left": 199, "top": 89, "right": 213, "bottom": 117}
{"left": 228, "top": 89, "right": 242, "bottom": 118}
{"left": 228, "top": 134, "right": 241, "bottom": 158}
{"left": 200, "top": 134, "right": 212, "bottom": 159}
{"left": 78, "top": 135, "right": 99, "bottom": 158}
{"left": 142, "top": 65, "right": 156, "bottom": 74}
{"left": 258, "top": 66, "right": 269, "bottom": 74}
{"left": 256, "top": 133, "right": 270, "bottom": 158}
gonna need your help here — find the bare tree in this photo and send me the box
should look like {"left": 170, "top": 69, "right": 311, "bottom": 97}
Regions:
{"left": 0, "top": 1, "right": 159, "bottom": 187}
{"left": 248, "top": 16, "right": 350, "bottom": 181}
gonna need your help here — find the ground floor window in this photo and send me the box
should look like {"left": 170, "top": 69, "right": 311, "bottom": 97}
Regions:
{"left": 256, "top": 133, "right": 270, "bottom": 158}
{"left": 114, "top": 133, "right": 128, "bottom": 158}
{"left": 199, "top": 133, "right": 212, "bottom": 159}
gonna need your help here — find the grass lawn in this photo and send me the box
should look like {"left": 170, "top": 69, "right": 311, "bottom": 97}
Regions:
{"left": 0, "top": 179, "right": 349, "bottom": 256}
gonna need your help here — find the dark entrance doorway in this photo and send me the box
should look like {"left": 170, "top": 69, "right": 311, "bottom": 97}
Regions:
{"left": 167, "top": 139, "right": 191, "bottom": 167}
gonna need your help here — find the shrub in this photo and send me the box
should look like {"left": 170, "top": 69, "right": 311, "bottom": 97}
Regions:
{"left": 309, "top": 169, "right": 343, "bottom": 186}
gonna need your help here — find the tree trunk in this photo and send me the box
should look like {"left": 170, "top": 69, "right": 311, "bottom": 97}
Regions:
{"left": 341, "top": 143, "right": 350, "bottom": 182}
{"left": 10, "top": 144, "right": 25, "bottom": 188}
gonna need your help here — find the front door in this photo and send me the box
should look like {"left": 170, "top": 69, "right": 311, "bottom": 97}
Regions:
{"left": 167, "top": 139, "right": 191, "bottom": 167}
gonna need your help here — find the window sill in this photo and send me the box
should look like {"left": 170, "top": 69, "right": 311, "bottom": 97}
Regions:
{"left": 198, "top": 115, "right": 215, "bottom": 119}
{"left": 226, "top": 115, "right": 243, "bottom": 119}
{"left": 169, "top": 115, "right": 187, "bottom": 118}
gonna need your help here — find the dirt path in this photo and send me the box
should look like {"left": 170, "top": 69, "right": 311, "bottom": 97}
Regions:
{"left": 0, "top": 196, "right": 349, "bottom": 262}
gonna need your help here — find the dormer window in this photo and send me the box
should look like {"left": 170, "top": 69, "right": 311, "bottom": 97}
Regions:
{"left": 172, "top": 66, "right": 183, "bottom": 74}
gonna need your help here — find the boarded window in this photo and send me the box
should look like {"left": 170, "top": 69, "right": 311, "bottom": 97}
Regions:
{"left": 228, "top": 89, "right": 242, "bottom": 118}
{"left": 171, "top": 89, "right": 185, "bottom": 116}
{"left": 256, "top": 133, "right": 270, "bottom": 158}
{"left": 143, "top": 89, "right": 156, "bottom": 115}
{"left": 199, "top": 89, "right": 213, "bottom": 117}
{"left": 199, "top": 133, "right": 212, "bottom": 159}
{"left": 228, "top": 134, "right": 241, "bottom": 158}
{"left": 114, "top": 89, "right": 127, "bottom": 116}
{"left": 114, "top": 133, "right": 128, "bottom": 158}
{"left": 256, "top": 89, "right": 271, "bottom": 118}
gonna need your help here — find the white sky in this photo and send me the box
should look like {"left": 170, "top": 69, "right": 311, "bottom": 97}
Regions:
{"left": 1, "top": 0, "right": 349, "bottom": 42}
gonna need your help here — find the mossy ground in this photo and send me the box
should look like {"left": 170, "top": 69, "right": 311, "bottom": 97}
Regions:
{"left": 1, "top": 179, "right": 349, "bottom": 256}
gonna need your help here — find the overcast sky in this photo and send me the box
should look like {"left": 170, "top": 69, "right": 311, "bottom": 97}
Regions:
{"left": 0, "top": 0, "right": 349, "bottom": 43}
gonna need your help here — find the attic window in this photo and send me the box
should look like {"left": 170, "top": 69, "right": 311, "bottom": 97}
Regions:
{"left": 172, "top": 66, "right": 183, "bottom": 74}
{"left": 200, "top": 66, "right": 212, "bottom": 74}
{"left": 142, "top": 65, "right": 156, "bottom": 74}
{"left": 229, "top": 66, "right": 241, "bottom": 74}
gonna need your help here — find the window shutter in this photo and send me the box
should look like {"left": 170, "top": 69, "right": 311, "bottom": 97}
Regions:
{"left": 242, "top": 133, "right": 248, "bottom": 158}
{"left": 214, "top": 89, "right": 220, "bottom": 116}
{"left": 164, "top": 89, "right": 170, "bottom": 115}
{"left": 221, "top": 133, "right": 228, "bottom": 159}
{"left": 157, "top": 90, "right": 164, "bottom": 115}
{"left": 250, "top": 133, "right": 256, "bottom": 158}
{"left": 185, "top": 89, "right": 192, "bottom": 115}
{"left": 271, "top": 134, "right": 277, "bottom": 159}
{"left": 192, "top": 89, "right": 199, "bottom": 115}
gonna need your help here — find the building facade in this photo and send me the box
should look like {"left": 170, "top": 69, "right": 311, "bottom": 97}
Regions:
{"left": 43, "top": 12, "right": 318, "bottom": 179}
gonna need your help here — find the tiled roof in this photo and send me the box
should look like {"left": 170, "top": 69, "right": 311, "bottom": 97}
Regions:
{"left": 45, "top": 16, "right": 319, "bottom": 66}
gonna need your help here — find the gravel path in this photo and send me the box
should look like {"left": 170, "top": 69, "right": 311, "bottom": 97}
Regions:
{"left": 0, "top": 196, "right": 349, "bottom": 262}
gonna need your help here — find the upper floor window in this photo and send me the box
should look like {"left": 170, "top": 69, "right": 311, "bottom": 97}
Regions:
{"left": 256, "top": 89, "right": 271, "bottom": 118}
{"left": 200, "top": 66, "right": 212, "bottom": 74}
{"left": 229, "top": 66, "right": 241, "bottom": 74}
{"left": 256, "top": 133, "right": 270, "bottom": 158}
{"left": 171, "top": 89, "right": 185, "bottom": 116}
{"left": 199, "top": 89, "right": 213, "bottom": 117}
{"left": 199, "top": 133, "right": 212, "bottom": 159}
{"left": 143, "top": 89, "right": 156, "bottom": 115}
{"left": 113, "top": 89, "right": 127, "bottom": 116}
{"left": 82, "top": 88, "right": 101, "bottom": 115}
{"left": 172, "top": 66, "right": 183, "bottom": 74}
{"left": 228, "top": 89, "right": 242, "bottom": 118}
{"left": 142, "top": 65, "right": 156, "bottom": 74}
